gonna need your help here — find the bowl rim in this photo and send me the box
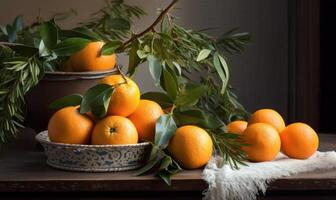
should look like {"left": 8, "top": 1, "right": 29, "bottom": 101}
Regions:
{"left": 44, "top": 68, "right": 118, "bottom": 76}
{"left": 35, "top": 131, "right": 151, "bottom": 148}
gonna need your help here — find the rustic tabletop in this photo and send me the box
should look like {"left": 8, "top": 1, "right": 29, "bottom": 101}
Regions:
{"left": 0, "top": 129, "right": 335, "bottom": 199}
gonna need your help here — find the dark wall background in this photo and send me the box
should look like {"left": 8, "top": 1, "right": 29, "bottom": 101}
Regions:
{"left": 321, "top": 0, "right": 336, "bottom": 132}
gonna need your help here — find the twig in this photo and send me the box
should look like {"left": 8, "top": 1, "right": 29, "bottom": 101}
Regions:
{"left": 117, "top": 65, "right": 128, "bottom": 84}
{"left": 123, "top": 0, "right": 179, "bottom": 48}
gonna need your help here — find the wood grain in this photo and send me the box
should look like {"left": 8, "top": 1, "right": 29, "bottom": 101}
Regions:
{"left": 0, "top": 129, "right": 335, "bottom": 195}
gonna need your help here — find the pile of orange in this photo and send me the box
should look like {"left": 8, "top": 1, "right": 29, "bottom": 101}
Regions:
{"left": 48, "top": 74, "right": 213, "bottom": 169}
{"left": 49, "top": 34, "right": 319, "bottom": 170}
{"left": 48, "top": 74, "right": 162, "bottom": 145}
{"left": 227, "top": 109, "right": 319, "bottom": 162}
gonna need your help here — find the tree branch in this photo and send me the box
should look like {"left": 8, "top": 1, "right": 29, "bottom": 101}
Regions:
{"left": 123, "top": 0, "right": 179, "bottom": 47}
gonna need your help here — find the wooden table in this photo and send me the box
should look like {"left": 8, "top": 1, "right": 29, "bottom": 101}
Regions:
{"left": 0, "top": 129, "right": 335, "bottom": 199}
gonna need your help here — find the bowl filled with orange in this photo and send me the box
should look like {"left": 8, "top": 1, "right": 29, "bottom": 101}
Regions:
{"left": 35, "top": 74, "right": 161, "bottom": 172}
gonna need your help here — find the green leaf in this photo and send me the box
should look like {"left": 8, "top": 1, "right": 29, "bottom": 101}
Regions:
{"left": 39, "top": 20, "right": 58, "bottom": 49}
{"left": 80, "top": 84, "right": 113, "bottom": 118}
{"left": 141, "top": 92, "right": 173, "bottom": 108}
{"left": 49, "top": 94, "right": 83, "bottom": 109}
{"left": 200, "top": 114, "right": 224, "bottom": 129}
{"left": 160, "top": 16, "right": 171, "bottom": 34}
{"left": 134, "top": 144, "right": 162, "bottom": 176}
{"left": 173, "top": 108, "right": 224, "bottom": 129}
{"left": 218, "top": 53, "right": 229, "bottom": 89}
{"left": 173, "top": 109, "right": 204, "bottom": 126}
{"left": 172, "top": 61, "right": 182, "bottom": 76}
{"left": 12, "top": 15, "right": 23, "bottom": 32}
{"left": 213, "top": 53, "right": 227, "bottom": 94}
{"left": 137, "top": 50, "right": 149, "bottom": 59}
{"left": 53, "top": 38, "right": 91, "bottom": 56}
{"left": 109, "top": 18, "right": 131, "bottom": 30}
{"left": 196, "top": 49, "right": 211, "bottom": 62}
{"left": 6, "top": 43, "right": 38, "bottom": 57}
{"left": 38, "top": 40, "right": 49, "bottom": 57}
{"left": 176, "top": 83, "right": 208, "bottom": 107}
{"left": 147, "top": 55, "right": 162, "bottom": 87}
{"left": 127, "top": 40, "right": 141, "bottom": 76}
{"left": 101, "top": 40, "right": 122, "bottom": 55}
{"left": 162, "top": 65, "right": 178, "bottom": 100}
{"left": 60, "top": 27, "right": 102, "bottom": 40}
{"left": 0, "top": 25, "right": 8, "bottom": 35}
{"left": 157, "top": 155, "right": 182, "bottom": 185}
{"left": 154, "top": 114, "right": 177, "bottom": 148}
{"left": 6, "top": 25, "right": 16, "bottom": 42}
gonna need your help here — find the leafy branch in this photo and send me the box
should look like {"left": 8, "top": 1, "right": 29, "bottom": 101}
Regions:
{"left": 82, "top": 0, "right": 146, "bottom": 40}
{"left": 123, "top": 0, "right": 179, "bottom": 48}
{"left": 0, "top": 56, "right": 42, "bottom": 143}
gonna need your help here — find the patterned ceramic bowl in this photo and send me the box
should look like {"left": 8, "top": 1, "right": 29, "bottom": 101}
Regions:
{"left": 36, "top": 131, "right": 151, "bottom": 172}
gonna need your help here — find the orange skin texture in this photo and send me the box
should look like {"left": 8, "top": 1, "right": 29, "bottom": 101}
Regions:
{"left": 100, "top": 75, "right": 140, "bottom": 117}
{"left": 128, "top": 100, "right": 164, "bottom": 142}
{"left": 242, "top": 123, "right": 281, "bottom": 162}
{"left": 227, "top": 120, "right": 248, "bottom": 135}
{"left": 248, "top": 109, "right": 286, "bottom": 133}
{"left": 48, "top": 106, "right": 93, "bottom": 144}
{"left": 91, "top": 115, "right": 138, "bottom": 145}
{"left": 68, "top": 41, "right": 116, "bottom": 72}
{"left": 280, "top": 123, "right": 319, "bottom": 159}
{"left": 168, "top": 125, "right": 213, "bottom": 169}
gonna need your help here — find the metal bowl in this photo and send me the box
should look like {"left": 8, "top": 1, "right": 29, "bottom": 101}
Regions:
{"left": 36, "top": 131, "right": 151, "bottom": 172}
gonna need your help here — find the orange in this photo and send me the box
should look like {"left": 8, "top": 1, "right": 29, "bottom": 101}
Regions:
{"left": 48, "top": 106, "right": 93, "bottom": 144}
{"left": 100, "top": 75, "right": 140, "bottom": 117}
{"left": 67, "top": 41, "right": 116, "bottom": 72}
{"left": 227, "top": 120, "right": 248, "bottom": 135}
{"left": 91, "top": 115, "right": 138, "bottom": 145}
{"left": 168, "top": 125, "right": 213, "bottom": 169}
{"left": 280, "top": 123, "right": 319, "bottom": 159}
{"left": 248, "top": 109, "right": 286, "bottom": 133}
{"left": 242, "top": 123, "right": 281, "bottom": 162}
{"left": 128, "top": 100, "right": 164, "bottom": 142}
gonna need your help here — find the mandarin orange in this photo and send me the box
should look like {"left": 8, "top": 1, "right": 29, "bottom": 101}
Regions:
{"left": 91, "top": 115, "right": 138, "bottom": 145}
{"left": 242, "top": 123, "right": 281, "bottom": 162}
{"left": 100, "top": 75, "right": 140, "bottom": 117}
{"left": 280, "top": 123, "right": 319, "bottom": 159}
{"left": 48, "top": 106, "right": 93, "bottom": 144}
{"left": 128, "top": 100, "right": 164, "bottom": 142}
{"left": 248, "top": 109, "right": 286, "bottom": 133}
{"left": 168, "top": 125, "right": 213, "bottom": 169}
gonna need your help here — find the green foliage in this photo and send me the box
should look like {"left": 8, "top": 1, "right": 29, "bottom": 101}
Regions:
{"left": 0, "top": 57, "right": 41, "bottom": 142}
{"left": 82, "top": 0, "right": 145, "bottom": 40}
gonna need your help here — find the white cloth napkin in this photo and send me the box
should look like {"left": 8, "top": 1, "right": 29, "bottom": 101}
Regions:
{"left": 202, "top": 151, "right": 336, "bottom": 200}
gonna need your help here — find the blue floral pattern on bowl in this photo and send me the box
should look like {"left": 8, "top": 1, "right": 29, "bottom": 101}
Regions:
{"left": 36, "top": 131, "right": 151, "bottom": 172}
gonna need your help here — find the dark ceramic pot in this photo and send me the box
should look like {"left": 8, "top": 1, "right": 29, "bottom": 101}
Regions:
{"left": 26, "top": 69, "right": 118, "bottom": 132}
